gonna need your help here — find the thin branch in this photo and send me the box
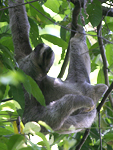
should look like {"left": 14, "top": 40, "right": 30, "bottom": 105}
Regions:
{"left": 20, "top": 2, "right": 113, "bottom": 45}
{"left": 102, "top": 6, "right": 113, "bottom": 17}
{"left": 97, "top": 22, "right": 109, "bottom": 85}
{"left": 0, "top": 0, "right": 39, "bottom": 11}
{"left": 58, "top": 2, "right": 80, "bottom": 78}
{"left": 97, "top": 22, "right": 113, "bottom": 107}
{"left": 75, "top": 129, "right": 90, "bottom": 150}
{"left": 97, "top": 82, "right": 113, "bottom": 112}
{"left": 76, "top": 82, "right": 113, "bottom": 150}
{"left": 57, "top": 44, "right": 70, "bottom": 78}
{"left": 1, "top": 97, "right": 13, "bottom": 102}
{"left": 0, "top": 1, "right": 113, "bottom": 45}
{"left": 98, "top": 112, "right": 102, "bottom": 150}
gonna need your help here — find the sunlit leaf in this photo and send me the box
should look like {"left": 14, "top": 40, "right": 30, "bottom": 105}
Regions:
{"left": 23, "top": 122, "right": 41, "bottom": 134}
{"left": 44, "top": 0, "right": 60, "bottom": 13}
{"left": 0, "top": 71, "right": 24, "bottom": 85}
{"left": 97, "top": 68, "right": 105, "bottom": 84}
{"left": 38, "top": 121, "right": 53, "bottom": 133}
{"left": 41, "top": 34, "right": 68, "bottom": 49}
{"left": 29, "top": 1, "right": 54, "bottom": 26}
{"left": 36, "top": 132, "right": 51, "bottom": 150}
{"left": 105, "top": 44, "right": 113, "bottom": 66}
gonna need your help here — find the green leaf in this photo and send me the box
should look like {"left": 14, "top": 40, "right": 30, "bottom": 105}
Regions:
{"left": 44, "top": 0, "right": 60, "bottom": 13}
{"left": 38, "top": 121, "right": 53, "bottom": 133}
{"left": 78, "top": 8, "right": 89, "bottom": 25}
{"left": 10, "top": 84, "right": 25, "bottom": 117}
{"left": 19, "top": 147, "right": 33, "bottom": 150}
{"left": 0, "top": 37, "right": 14, "bottom": 51}
{"left": 28, "top": 141, "right": 41, "bottom": 150}
{"left": 0, "top": 71, "right": 25, "bottom": 85}
{"left": 7, "top": 134, "right": 25, "bottom": 150}
{"left": 87, "top": 0, "right": 102, "bottom": 27}
{"left": 0, "top": 84, "right": 6, "bottom": 100}
{"left": 0, "top": 33, "right": 10, "bottom": 39}
{"left": 0, "top": 127, "right": 13, "bottom": 135}
{"left": 36, "top": 132, "right": 51, "bottom": 150}
{"left": 89, "top": 42, "right": 100, "bottom": 56}
{"left": 89, "top": 42, "right": 99, "bottom": 50}
{"left": 97, "top": 68, "right": 105, "bottom": 84}
{"left": 107, "top": 144, "right": 112, "bottom": 150}
{"left": 29, "top": 1, "right": 54, "bottom": 26}
{"left": 60, "top": 26, "right": 66, "bottom": 41}
{"left": 27, "top": 76, "right": 45, "bottom": 106}
{"left": 86, "top": 37, "right": 91, "bottom": 49}
{"left": 41, "top": 34, "right": 68, "bottom": 49}
{"left": 107, "top": 22, "right": 113, "bottom": 32}
{"left": 29, "top": 17, "right": 39, "bottom": 47}
{"left": 0, "top": 44, "right": 15, "bottom": 70}
{"left": 17, "top": 69, "right": 32, "bottom": 99}
{"left": 109, "top": 64, "right": 113, "bottom": 70}
{"left": 0, "top": 101, "right": 16, "bottom": 112}
{"left": 104, "top": 131, "right": 113, "bottom": 142}
{"left": 105, "top": 44, "right": 113, "bottom": 66}
{"left": 23, "top": 122, "right": 41, "bottom": 134}
{"left": 0, "top": 142, "right": 7, "bottom": 150}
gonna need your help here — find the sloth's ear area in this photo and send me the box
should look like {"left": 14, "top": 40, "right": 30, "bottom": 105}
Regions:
{"left": 34, "top": 43, "right": 55, "bottom": 73}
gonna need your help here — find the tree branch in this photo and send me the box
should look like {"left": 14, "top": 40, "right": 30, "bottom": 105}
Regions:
{"left": 57, "top": 44, "right": 70, "bottom": 78}
{"left": 58, "top": 2, "right": 80, "bottom": 78}
{"left": 98, "top": 112, "right": 102, "bottom": 150}
{"left": 102, "top": 6, "right": 113, "bottom": 17}
{"left": 75, "top": 129, "right": 90, "bottom": 150}
{"left": 75, "top": 82, "right": 113, "bottom": 150}
{"left": 97, "top": 22, "right": 113, "bottom": 107}
{"left": 1, "top": 97, "right": 13, "bottom": 102}
{"left": 97, "top": 82, "right": 113, "bottom": 112}
{"left": 0, "top": 0, "right": 39, "bottom": 11}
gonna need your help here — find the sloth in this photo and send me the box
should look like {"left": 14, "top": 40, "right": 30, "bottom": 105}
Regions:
{"left": 8, "top": 0, "right": 107, "bottom": 134}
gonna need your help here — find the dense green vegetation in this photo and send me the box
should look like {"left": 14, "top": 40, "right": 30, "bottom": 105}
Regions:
{"left": 0, "top": 0, "right": 113, "bottom": 149}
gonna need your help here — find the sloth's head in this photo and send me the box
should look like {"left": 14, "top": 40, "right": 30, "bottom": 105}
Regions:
{"left": 19, "top": 43, "right": 55, "bottom": 81}
{"left": 34, "top": 43, "right": 55, "bottom": 74}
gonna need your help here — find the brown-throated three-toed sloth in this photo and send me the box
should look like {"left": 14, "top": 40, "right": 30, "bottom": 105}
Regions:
{"left": 8, "top": 0, "right": 107, "bottom": 134}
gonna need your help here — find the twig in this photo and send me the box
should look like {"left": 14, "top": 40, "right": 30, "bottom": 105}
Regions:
{"left": 58, "top": 2, "right": 80, "bottom": 78}
{"left": 97, "top": 21, "right": 109, "bottom": 85}
{"left": 76, "top": 82, "right": 113, "bottom": 150}
{"left": 97, "top": 22, "right": 113, "bottom": 107}
{"left": 0, "top": 0, "right": 39, "bottom": 11}
{"left": 98, "top": 112, "right": 102, "bottom": 150}
{"left": 1, "top": 97, "right": 13, "bottom": 102}
{"left": 97, "top": 82, "right": 113, "bottom": 112}
{"left": 75, "top": 129, "right": 90, "bottom": 150}
{"left": 57, "top": 44, "right": 70, "bottom": 78}
{"left": 0, "top": 1, "right": 113, "bottom": 44}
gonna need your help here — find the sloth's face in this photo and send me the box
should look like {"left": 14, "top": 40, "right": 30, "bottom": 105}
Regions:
{"left": 34, "top": 43, "right": 55, "bottom": 73}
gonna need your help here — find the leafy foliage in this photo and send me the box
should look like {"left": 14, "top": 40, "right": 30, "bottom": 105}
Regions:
{"left": 0, "top": 0, "right": 113, "bottom": 150}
